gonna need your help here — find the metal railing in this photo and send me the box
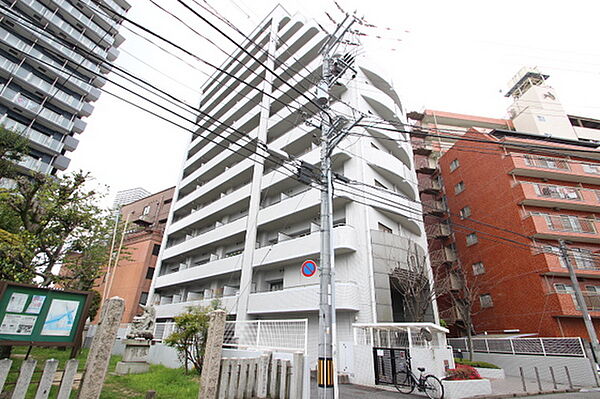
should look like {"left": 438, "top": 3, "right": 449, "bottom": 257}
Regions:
{"left": 223, "top": 319, "right": 308, "bottom": 354}
{"left": 543, "top": 215, "right": 596, "bottom": 234}
{"left": 524, "top": 155, "right": 570, "bottom": 171}
{"left": 448, "top": 337, "right": 586, "bottom": 357}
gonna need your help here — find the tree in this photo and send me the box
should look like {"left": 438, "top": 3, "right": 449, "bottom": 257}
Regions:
{"left": 389, "top": 240, "right": 452, "bottom": 322}
{"left": 0, "top": 125, "right": 29, "bottom": 181}
{"left": 164, "top": 301, "right": 222, "bottom": 374}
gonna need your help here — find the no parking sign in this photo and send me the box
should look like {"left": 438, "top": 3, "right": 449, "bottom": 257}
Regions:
{"left": 301, "top": 260, "right": 317, "bottom": 277}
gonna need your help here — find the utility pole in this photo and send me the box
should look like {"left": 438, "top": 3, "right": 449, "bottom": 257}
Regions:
{"left": 559, "top": 240, "right": 600, "bottom": 366}
{"left": 315, "top": 15, "right": 358, "bottom": 399}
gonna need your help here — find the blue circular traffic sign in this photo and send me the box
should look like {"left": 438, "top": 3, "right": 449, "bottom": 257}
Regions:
{"left": 301, "top": 260, "right": 317, "bottom": 277}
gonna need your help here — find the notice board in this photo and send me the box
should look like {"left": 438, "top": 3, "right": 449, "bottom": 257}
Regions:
{"left": 0, "top": 281, "right": 91, "bottom": 348}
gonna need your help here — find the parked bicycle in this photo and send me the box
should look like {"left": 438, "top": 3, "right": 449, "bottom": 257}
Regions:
{"left": 394, "top": 364, "right": 444, "bottom": 399}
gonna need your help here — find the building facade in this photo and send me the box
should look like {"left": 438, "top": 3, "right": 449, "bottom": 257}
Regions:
{"left": 98, "top": 187, "right": 174, "bottom": 324}
{"left": 150, "top": 7, "right": 437, "bottom": 366}
{"left": 112, "top": 187, "right": 151, "bottom": 209}
{"left": 0, "top": 0, "right": 130, "bottom": 176}
{"left": 409, "top": 67, "right": 600, "bottom": 339}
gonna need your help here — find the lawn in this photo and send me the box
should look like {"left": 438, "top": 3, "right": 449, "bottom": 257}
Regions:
{"left": 2, "top": 347, "right": 199, "bottom": 398}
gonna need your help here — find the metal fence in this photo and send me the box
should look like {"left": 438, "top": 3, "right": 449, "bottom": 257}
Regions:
{"left": 448, "top": 337, "right": 587, "bottom": 357}
{"left": 223, "top": 319, "right": 308, "bottom": 354}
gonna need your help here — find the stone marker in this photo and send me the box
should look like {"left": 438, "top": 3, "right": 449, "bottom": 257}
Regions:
{"left": 78, "top": 297, "right": 125, "bottom": 399}
{"left": 115, "top": 339, "right": 151, "bottom": 374}
{"left": 198, "top": 310, "right": 226, "bottom": 399}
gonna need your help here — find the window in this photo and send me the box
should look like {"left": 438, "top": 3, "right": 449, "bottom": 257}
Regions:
{"left": 269, "top": 280, "right": 283, "bottom": 292}
{"left": 374, "top": 179, "right": 388, "bottom": 189}
{"left": 466, "top": 233, "right": 478, "bottom": 246}
{"left": 142, "top": 205, "right": 151, "bottom": 215}
{"left": 378, "top": 222, "right": 393, "bottom": 234}
{"left": 145, "top": 267, "right": 155, "bottom": 280}
{"left": 586, "top": 286, "right": 600, "bottom": 294}
{"left": 479, "top": 294, "right": 493, "bottom": 308}
{"left": 449, "top": 159, "right": 460, "bottom": 172}
{"left": 152, "top": 244, "right": 161, "bottom": 256}
{"left": 472, "top": 262, "right": 485, "bottom": 275}
{"left": 454, "top": 181, "right": 465, "bottom": 194}
{"left": 460, "top": 206, "right": 471, "bottom": 219}
{"left": 554, "top": 283, "right": 574, "bottom": 293}
{"left": 139, "top": 292, "right": 149, "bottom": 305}
{"left": 164, "top": 198, "right": 173, "bottom": 204}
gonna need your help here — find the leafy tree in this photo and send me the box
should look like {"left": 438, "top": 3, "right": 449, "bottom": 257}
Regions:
{"left": 0, "top": 125, "right": 29, "bottom": 181}
{"left": 164, "top": 301, "right": 222, "bottom": 374}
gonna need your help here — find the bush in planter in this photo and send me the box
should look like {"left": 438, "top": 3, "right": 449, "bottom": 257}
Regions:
{"left": 454, "top": 358, "right": 500, "bottom": 369}
{"left": 445, "top": 365, "right": 482, "bottom": 380}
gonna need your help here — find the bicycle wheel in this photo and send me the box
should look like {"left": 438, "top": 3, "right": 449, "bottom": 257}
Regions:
{"left": 423, "top": 375, "right": 444, "bottom": 399}
{"left": 394, "top": 371, "right": 415, "bottom": 394}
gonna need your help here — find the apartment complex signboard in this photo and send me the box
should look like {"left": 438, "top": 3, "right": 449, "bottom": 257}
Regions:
{"left": 0, "top": 281, "right": 91, "bottom": 348}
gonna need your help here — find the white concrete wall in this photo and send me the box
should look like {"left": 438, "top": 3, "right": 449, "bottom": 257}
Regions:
{"left": 472, "top": 352, "right": 598, "bottom": 387}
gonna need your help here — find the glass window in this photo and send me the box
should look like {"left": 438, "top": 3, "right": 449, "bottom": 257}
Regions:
{"left": 269, "top": 280, "right": 283, "bottom": 292}
{"left": 454, "top": 181, "right": 465, "bottom": 194}
{"left": 460, "top": 206, "right": 471, "bottom": 219}
{"left": 378, "top": 222, "right": 393, "bottom": 234}
{"left": 142, "top": 205, "right": 151, "bottom": 215}
{"left": 145, "top": 267, "right": 155, "bottom": 280}
{"left": 472, "top": 262, "right": 485, "bottom": 275}
{"left": 466, "top": 233, "right": 478, "bottom": 246}
{"left": 479, "top": 294, "right": 493, "bottom": 308}
{"left": 450, "top": 159, "right": 460, "bottom": 172}
{"left": 152, "top": 244, "right": 161, "bottom": 256}
{"left": 139, "top": 292, "right": 149, "bottom": 305}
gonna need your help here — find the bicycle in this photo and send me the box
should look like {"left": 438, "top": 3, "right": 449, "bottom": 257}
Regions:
{"left": 394, "top": 364, "right": 444, "bottom": 399}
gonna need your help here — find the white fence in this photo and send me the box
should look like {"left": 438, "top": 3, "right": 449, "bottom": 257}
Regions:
{"left": 223, "top": 320, "right": 308, "bottom": 354}
{"left": 0, "top": 358, "right": 79, "bottom": 399}
{"left": 448, "top": 337, "right": 587, "bottom": 357}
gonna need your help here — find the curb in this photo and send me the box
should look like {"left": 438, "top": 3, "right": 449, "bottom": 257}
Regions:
{"left": 471, "top": 388, "right": 580, "bottom": 398}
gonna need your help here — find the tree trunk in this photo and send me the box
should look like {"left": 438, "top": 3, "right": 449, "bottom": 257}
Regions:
{"left": 466, "top": 319, "right": 474, "bottom": 361}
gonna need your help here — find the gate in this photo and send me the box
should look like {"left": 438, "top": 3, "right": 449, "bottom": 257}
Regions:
{"left": 373, "top": 347, "right": 409, "bottom": 385}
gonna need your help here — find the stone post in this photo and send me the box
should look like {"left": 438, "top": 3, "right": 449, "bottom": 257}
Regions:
{"left": 198, "top": 310, "right": 226, "bottom": 399}
{"left": 79, "top": 297, "right": 125, "bottom": 399}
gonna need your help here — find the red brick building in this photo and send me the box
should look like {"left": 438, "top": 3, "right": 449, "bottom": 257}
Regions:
{"left": 438, "top": 129, "right": 600, "bottom": 339}
{"left": 96, "top": 187, "right": 174, "bottom": 323}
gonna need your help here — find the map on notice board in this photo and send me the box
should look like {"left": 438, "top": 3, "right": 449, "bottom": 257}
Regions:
{"left": 41, "top": 299, "right": 79, "bottom": 336}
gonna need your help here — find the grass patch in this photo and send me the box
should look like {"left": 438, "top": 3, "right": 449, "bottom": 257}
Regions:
{"left": 2, "top": 347, "right": 198, "bottom": 399}
{"left": 454, "top": 358, "right": 500, "bottom": 369}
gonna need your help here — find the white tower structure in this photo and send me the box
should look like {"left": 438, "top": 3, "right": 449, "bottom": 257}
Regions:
{"left": 150, "top": 6, "right": 437, "bottom": 367}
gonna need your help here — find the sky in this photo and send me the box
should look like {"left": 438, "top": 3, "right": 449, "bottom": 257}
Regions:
{"left": 67, "top": 0, "right": 600, "bottom": 207}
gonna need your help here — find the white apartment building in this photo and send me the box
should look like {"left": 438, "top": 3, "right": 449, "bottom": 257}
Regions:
{"left": 150, "top": 6, "right": 437, "bottom": 366}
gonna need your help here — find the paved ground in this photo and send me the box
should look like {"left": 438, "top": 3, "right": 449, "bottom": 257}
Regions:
{"left": 309, "top": 377, "right": 600, "bottom": 398}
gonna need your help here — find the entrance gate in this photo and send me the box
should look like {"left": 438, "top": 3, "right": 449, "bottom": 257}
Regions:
{"left": 373, "top": 347, "right": 409, "bottom": 385}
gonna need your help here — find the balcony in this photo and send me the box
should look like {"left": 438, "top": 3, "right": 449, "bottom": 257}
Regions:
{"left": 553, "top": 291, "right": 600, "bottom": 317}
{"left": 154, "top": 254, "right": 243, "bottom": 289}
{"left": 415, "top": 157, "right": 438, "bottom": 174}
{"left": 155, "top": 294, "right": 239, "bottom": 318}
{"left": 247, "top": 282, "right": 360, "bottom": 314}
{"left": 526, "top": 214, "right": 600, "bottom": 244}
{"left": 412, "top": 137, "right": 435, "bottom": 156}
{"left": 516, "top": 183, "right": 600, "bottom": 212}
{"left": 425, "top": 223, "right": 451, "bottom": 239}
{"left": 429, "top": 247, "right": 457, "bottom": 266}
{"left": 421, "top": 199, "right": 447, "bottom": 216}
{"left": 508, "top": 154, "right": 600, "bottom": 185}
{"left": 541, "top": 251, "right": 600, "bottom": 278}
{"left": 419, "top": 178, "right": 443, "bottom": 194}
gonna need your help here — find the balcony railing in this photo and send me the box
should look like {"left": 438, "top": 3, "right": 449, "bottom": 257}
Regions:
{"left": 429, "top": 247, "right": 456, "bottom": 265}
{"left": 532, "top": 183, "right": 582, "bottom": 201}
{"left": 524, "top": 155, "right": 570, "bottom": 171}
{"left": 543, "top": 215, "right": 596, "bottom": 234}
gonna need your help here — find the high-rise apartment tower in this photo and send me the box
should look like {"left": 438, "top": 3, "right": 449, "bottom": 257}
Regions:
{"left": 151, "top": 7, "right": 437, "bottom": 366}
{"left": 0, "top": 0, "right": 130, "bottom": 175}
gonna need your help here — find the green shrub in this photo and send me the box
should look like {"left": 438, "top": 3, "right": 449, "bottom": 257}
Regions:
{"left": 454, "top": 358, "right": 500, "bottom": 369}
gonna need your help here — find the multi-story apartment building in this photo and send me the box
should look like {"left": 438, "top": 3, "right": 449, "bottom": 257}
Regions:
{"left": 112, "top": 187, "right": 151, "bottom": 209}
{"left": 150, "top": 7, "right": 436, "bottom": 366}
{"left": 97, "top": 187, "right": 174, "bottom": 324}
{"left": 0, "top": 0, "right": 130, "bottom": 176}
{"left": 409, "top": 67, "right": 600, "bottom": 339}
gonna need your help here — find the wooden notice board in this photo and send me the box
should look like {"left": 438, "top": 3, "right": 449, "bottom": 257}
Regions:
{"left": 0, "top": 281, "right": 91, "bottom": 349}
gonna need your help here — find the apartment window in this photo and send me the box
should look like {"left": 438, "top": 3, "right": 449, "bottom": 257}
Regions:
{"left": 460, "top": 206, "right": 471, "bottom": 219}
{"left": 554, "top": 283, "right": 574, "bottom": 293}
{"left": 269, "top": 280, "right": 283, "bottom": 292}
{"left": 378, "top": 222, "right": 393, "bottom": 234}
{"left": 152, "top": 244, "right": 161, "bottom": 256}
{"left": 374, "top": 179, "right": 388, "bottom": 189}
{"left": 139, "top": 292, "right": 149, "bottom": 305}
{"left": 164, "top": 198, "right": 173, "bottom": 204}
{"left": 479, "top": 294, "right": 493, "bottom": 308}
{"left": 472, "top": 262, "right": 485, "bottom": 276}
{"left": 466, "top": 233, "right": 478, "bottom": 246}
{"left": 449, "top": 159, "right": 460, "bottom": 172}
{"left": 145, "top": 267, "right": 155, "bottom": 280}
{"left": 454, "top": 181, "right": 465, "bottom": 194}
{"left": 142, "top": 205, "right": 151, "bottom": 215}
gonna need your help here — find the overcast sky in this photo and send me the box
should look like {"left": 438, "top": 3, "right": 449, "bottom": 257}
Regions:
{"left": 67, "top": 0, "right": 600, "bottom": 207}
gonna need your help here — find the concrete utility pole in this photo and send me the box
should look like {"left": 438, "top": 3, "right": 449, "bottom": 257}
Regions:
{"left": 316, "top": 15, "right": 358, "bottom": 399}
{"left": 559, "top": 240, "right": 600, "bottom": 365}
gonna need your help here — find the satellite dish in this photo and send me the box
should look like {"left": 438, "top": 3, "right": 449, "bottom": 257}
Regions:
{"left": 419, "top": 327, "right": 433, "bottom": 342}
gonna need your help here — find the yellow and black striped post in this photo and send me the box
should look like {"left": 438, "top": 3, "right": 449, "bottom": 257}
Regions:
{"left": 317, "top": 357, "right": 334, "bottom": 388}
